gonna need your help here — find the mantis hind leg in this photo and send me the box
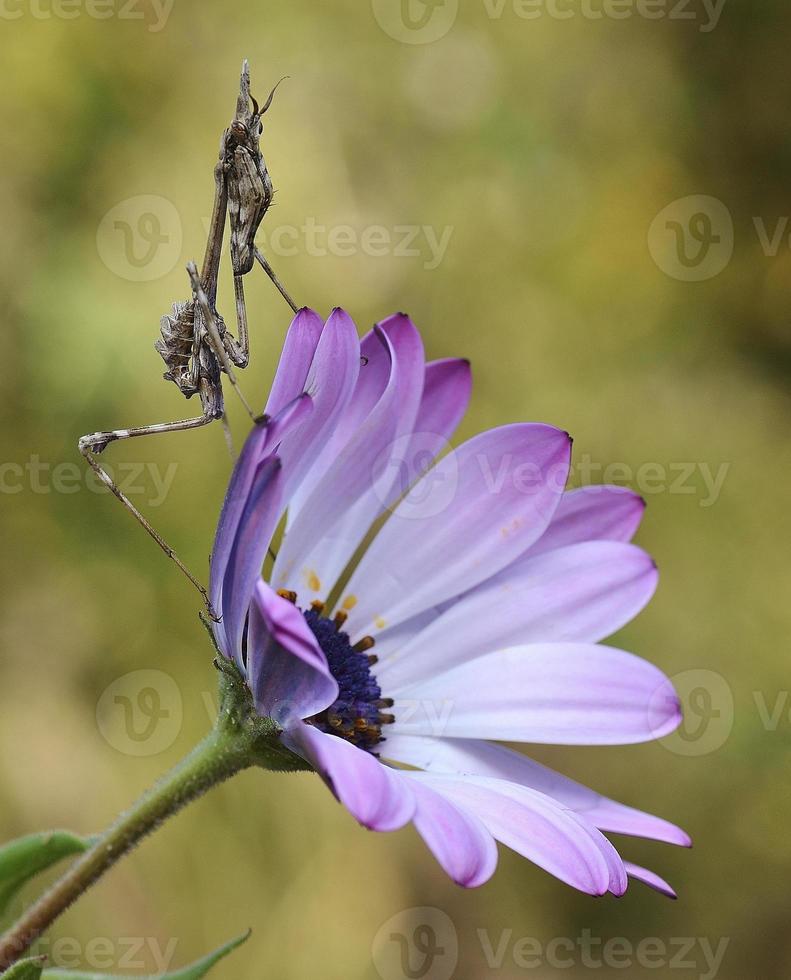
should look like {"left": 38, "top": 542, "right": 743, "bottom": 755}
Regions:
{"left": 78, "top": 406, "right": 219, "bottom": 620}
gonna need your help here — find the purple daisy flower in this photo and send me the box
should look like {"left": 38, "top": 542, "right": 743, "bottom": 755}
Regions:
{"left": 209, "top": 307, "right": 688, "bottom": 896}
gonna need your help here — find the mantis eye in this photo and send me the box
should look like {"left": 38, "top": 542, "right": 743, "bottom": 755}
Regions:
{"left": 259, "top": 122, "right": 263, "bottom": 135}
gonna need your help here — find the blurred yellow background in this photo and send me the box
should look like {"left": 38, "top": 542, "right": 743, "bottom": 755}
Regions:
{"left": 1, "top": 1, "right": 790, "bottom": 977}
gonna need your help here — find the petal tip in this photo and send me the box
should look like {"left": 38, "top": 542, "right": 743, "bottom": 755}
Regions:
{"left": 294, "top": 305, "right": 322, "bottom": 322}
{"left": 455, "top": 874, "right": 487, "bottom": 890}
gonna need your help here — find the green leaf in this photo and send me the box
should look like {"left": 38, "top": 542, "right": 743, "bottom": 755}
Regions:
{"left": 40, "top": 931, "right": 251, "bottom": 979}
{"left": 3, "top": 956, "right": 46, "bottom": 979}
{"left": 0, "top": 832, "right": 92, "bottom": 917}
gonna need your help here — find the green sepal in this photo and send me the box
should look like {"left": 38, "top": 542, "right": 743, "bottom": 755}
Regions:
{"left": 39, "top": 931, "right": 250, "bottom": 979}
{"left": 0, "top": 833, "right": 93, "bottom": 917}
{"left": 212, "top": 657, "right": 312, "bottom": 773}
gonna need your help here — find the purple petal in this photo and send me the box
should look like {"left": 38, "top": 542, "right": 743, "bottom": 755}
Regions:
{"left": 414, "top": 358, "right": 472, "bottom": 449}
{"left": 209, "top": 394, "right": 313, "bottom": 636}
{"left": 285, "top": 321, "right": 395, "bottom": 521}
{"left": 247, "top": 582, "right": 338, "bottom": 724}
{"left": 403, "top": 775, "right": 498, "bottom": 888}
{"left": 531, "top": 486, "right": 646, "bottom": 557}
{"left": 414, "top": 773, "right": 613, "bottom": 895}
{"left": 415, "top": 357, "right": 472, "bottom": 449}
{"left": 264, "top": 308, "right": 323, "bottom": 416}
{"left": 624, "top": 861, "right": 678, "bottom": 899}
{"left": 210, "top": 424, "right": 270, "bottom": 630}
{"left": 273, "top": 315, "right": 425, "bottom": 599}
{"left": 384, "top": 736, "right": 690, "bottom": 847}
{"left": 567, "top": 809, "right": 628, "bottom": 896}
{"left": 368, "top": 610, "right": 441, "bottom": 664}
{"left": 220, "top": 455, "right": 284, "bottom": 668}
{"left": 344, "top": 424, "right": 572, "bottom": 638}
{"left": 285, "top": 723, "right": 416, "bottom": 831}
{"left": 377, "top": 541, "right": 658, "bottom": 690}
{"left": 391, "top": 644, "right": 682, "bottom": 745}
{"left": 276, "top": 308, "right": 361, "bottom": 503}
{"left": 283, "top": 351, "right": 469, "bottom": 607}
{"left": 374, "top": 356, "right": 473, "bottom": 515}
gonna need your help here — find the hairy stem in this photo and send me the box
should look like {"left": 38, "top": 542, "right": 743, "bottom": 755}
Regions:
{"left": 0, "top": 658, "right": 308, "bottom": 970}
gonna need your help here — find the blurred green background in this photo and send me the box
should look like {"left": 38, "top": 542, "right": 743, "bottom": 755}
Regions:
{"left": 1, "top": 0, "right": 790, "bottom": 977}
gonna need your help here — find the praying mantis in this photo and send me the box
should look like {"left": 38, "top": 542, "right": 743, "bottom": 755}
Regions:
{"left": 79, "top": 61, "right": 298, "bottom": 619}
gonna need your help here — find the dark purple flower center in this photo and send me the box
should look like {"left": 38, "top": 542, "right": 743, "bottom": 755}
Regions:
{"left": 302, "top": 607, "right": 394, "bottom": 753}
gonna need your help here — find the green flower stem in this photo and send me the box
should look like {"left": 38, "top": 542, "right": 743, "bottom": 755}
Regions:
{"left": 0, "top": 659, "right": 309, "bottom": 971}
